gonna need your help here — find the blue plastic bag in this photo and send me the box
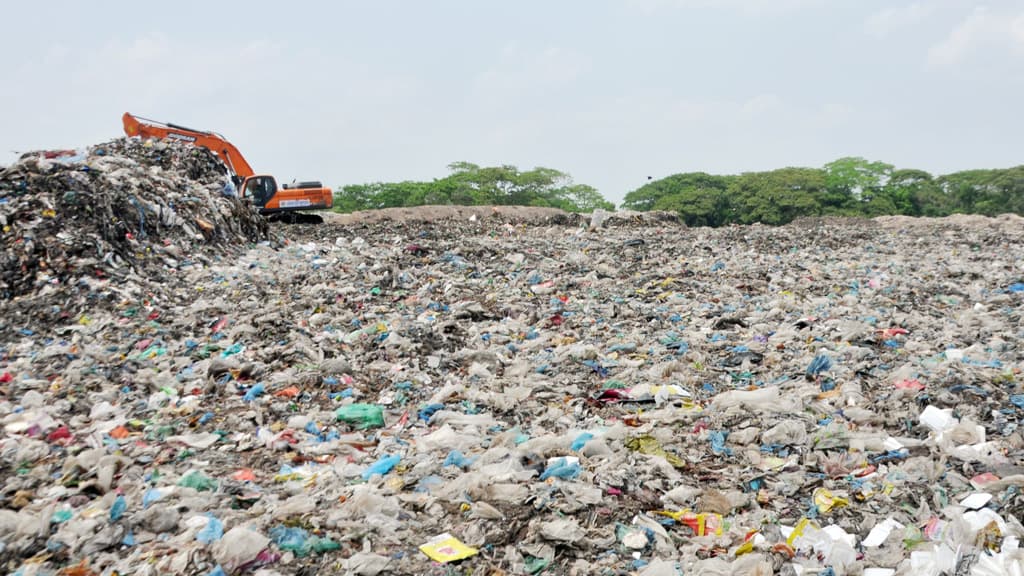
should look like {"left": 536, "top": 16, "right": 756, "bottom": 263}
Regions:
{"left": 539, "top": 457, "right": 581, "bottom": 481}
{"left": 709, "top": 430, "right": 733, "bottom": 456}
{"left": 806, "top": 354, "right": 833, "bottom": 376}
{"left": 362, "top": 454, "right": 401, "bottom": 480}
{"left": 196, "top": 514, "right": 224, "bottom": 544}
{"left": 571, "top": 432, "right": 594, "bottom": 452}
{"left": 270, "top": 525, "right": 308, "bottom": 551}
{"left": 418, "top": 403, "right": 445, "bottom": 422}
{"left": 142, "top": 488, "right": 163, "bottom": 508}
{"left": 110, "top": 494, "right": 126, "bottom": 522}
{"left": 243, "top": 382, "right": 265, "bottom": 402}
{"left": 442, "top": 450, "right": 476, "bottom": 469}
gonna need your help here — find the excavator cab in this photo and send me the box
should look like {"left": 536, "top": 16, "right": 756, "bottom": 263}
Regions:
{"left": 242, "top": 175, "right": 277, "bottom": 207}
{"left": 240, "top": 174, "right": 331, "bottom": 223}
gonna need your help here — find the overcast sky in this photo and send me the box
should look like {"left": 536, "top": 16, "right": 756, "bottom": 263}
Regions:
{"left": 2, "top": 1, "right": 1023, "bottom": 205}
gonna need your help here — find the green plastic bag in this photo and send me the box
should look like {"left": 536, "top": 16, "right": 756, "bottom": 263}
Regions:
{"left": 178, "top": 470, "right": 218, "bottom": 492}
{"left": 335, "top": 404, "right": 385, "bottom": 429}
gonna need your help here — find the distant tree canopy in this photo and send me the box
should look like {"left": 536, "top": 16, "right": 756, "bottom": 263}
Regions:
{"left": 621, "top": 157, "right": 1024, "bottom": 226}
{"left": 335, "top": 157, "right": 1024, "bottom": 225}
{"left": 334, "top": 162, "right": 615, "bottom": 213}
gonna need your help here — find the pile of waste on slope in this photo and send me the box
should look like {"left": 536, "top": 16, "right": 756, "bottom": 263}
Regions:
{"left": 0, "top": 138, "right": 272, "bottom": 336}
{"left": 588, "top": 208, "right": 680, "bottom": 229}
{"left": 1, "top": 183, "right": 1024, "bottom": 575}
{"left": 326, "top": 206, "right": 681, "bottom": 229}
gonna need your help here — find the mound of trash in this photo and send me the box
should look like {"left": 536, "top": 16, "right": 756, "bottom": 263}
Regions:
{"left": 327, "top": 205, "right": 584, "bottom": 226}
{"left": 0, "top": 138, "right": 271, "bottom": 334}
{"left": 327, "top": 207, "right": 682, "bottom": 230}
{"left": 589, "top": 208, "right": 680, "bottom": 229}
{"left": 1, "top": 162, "right": 1024, "bottom": 575}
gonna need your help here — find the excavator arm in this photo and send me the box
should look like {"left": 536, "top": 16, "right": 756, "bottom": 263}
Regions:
{"left": 122, "top": 113, "right": 256, "bottom": 181}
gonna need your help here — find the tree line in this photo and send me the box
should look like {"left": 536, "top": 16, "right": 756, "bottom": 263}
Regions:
{"left": 333, "top": 157, "right": 1024, "bottom": 226}
{"left": 333, "top": 162, "right": 614, "bottom": 213}
{"left": 621, "top": 157, "right": 1024, "bottom": 227}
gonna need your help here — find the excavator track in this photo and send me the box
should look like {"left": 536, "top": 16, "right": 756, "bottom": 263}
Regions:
{"left": 265, "top": 212, "right": 325, "bottom": 225}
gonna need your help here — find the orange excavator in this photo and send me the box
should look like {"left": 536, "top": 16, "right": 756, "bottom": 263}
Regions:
{"left": 122, "top": 113, "right": 333, "bottom": 223}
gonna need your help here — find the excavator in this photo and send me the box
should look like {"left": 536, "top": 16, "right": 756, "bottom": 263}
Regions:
{"left": 122, "top": 113, "right": 332, "bottom": 223}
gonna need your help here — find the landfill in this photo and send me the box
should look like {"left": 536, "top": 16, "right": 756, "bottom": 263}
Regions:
{"left": 1, "top": 138, "right": 1024, "bottom": 575}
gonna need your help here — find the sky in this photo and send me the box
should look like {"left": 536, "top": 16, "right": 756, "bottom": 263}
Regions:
{"left": 2, "top": 1, "right": 1023, "bottom": 205}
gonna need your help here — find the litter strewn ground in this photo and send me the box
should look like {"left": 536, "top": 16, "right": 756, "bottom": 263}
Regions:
{"left": 1, "top": 140, "right": 1023, "bottom": 575}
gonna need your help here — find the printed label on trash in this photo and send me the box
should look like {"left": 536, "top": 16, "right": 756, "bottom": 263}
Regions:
{"left": 419, "top": 532, "right": 478, "bottom": 563}
{"left": 654, "top": 509, "right": 723, "bottom": 537}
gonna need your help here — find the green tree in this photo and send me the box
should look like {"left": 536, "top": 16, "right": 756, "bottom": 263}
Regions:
{"left": 940, "top": 166, "right": 1024, "bottom": 216}
{"left": 516, "top": 167, "right": 569, "bottom": 206}
{"left": 622, "top": 173, "right": 734, "bottom": 226}
{"left": 886, "top": 169, "right": 948, "bottom": 216}
{"left": 730, "top": 168, "right": 827, "bottom": 225}
{"left": 333, "top": 183, "right": 375, "bottom": 212}
{"left": 823, "top": 157, "right": 894, "bottom": 214}
{"left": 332, "top": 162, "right": 612, "bottom": 213}
{"left": 939, "top": 170, "right": 994, "bottom": 214}
{"left": 551, "top": 183, "right": 615, "bottom": 212}
{"left": 990, "top": 166, "right": 1024, "bottom": 214}
{"left": 620, "top": 160, "right": 1024, "bottom": 225}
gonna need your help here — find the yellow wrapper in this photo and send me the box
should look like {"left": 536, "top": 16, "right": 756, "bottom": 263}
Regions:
{"left": 419, "top": 533, "right": 478, "bottom": 563}
{"left": 813, "top": 488, "right": 849, "bottom": 513}
{"left": 787, "top": 518, "right": 818, "bottom": 547}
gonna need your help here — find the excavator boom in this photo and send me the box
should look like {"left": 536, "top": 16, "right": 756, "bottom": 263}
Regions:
{"left": 123, "top": 113, "right": 256, "bottom": 179}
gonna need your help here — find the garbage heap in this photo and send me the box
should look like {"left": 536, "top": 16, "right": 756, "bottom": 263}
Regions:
{"left": 1, "top": 190, "right": 1024, "bottom": 574}
{"left": 0, "top": 138, "right": 271, "bottom": 337}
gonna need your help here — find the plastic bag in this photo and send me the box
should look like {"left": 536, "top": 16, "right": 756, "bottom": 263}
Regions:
{"left": 196, "top": 514, "right": 224, "bottom": 544}
{"left": 212, "top": 526, "right": 269, "bottom": 572}
{"left": 336, "top": 404, "right": 385, "bottom": 429}
{"left": 362, "top": 454, "right": 401, "bottom": 480}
